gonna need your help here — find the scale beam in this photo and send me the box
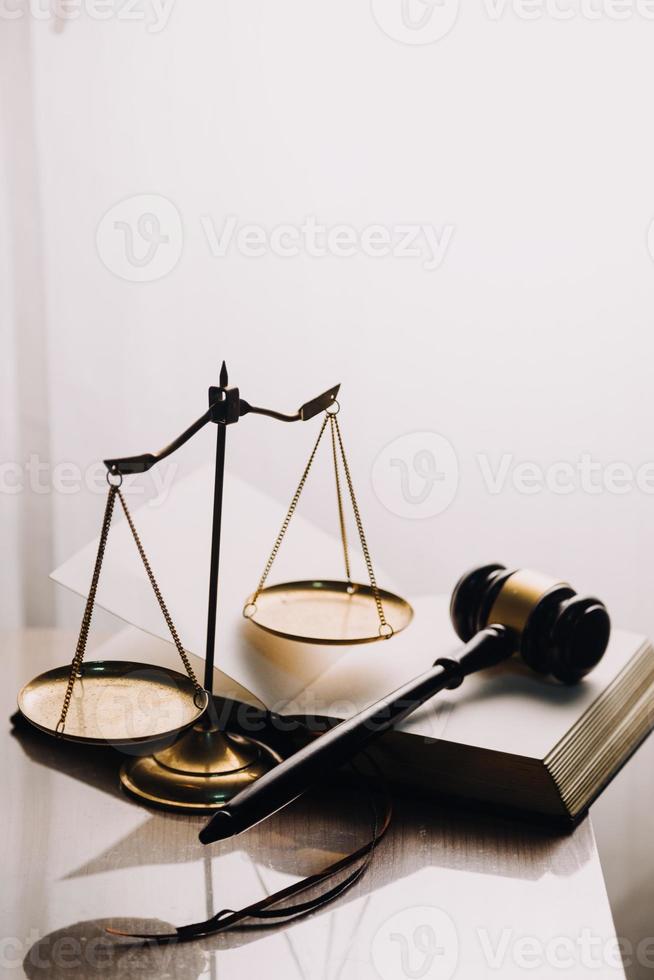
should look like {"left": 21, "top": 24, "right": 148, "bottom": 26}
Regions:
{"left": 104, "top": 409, "right": 213, "bottom": 475}
{"left": 241, "top": 384, "right": 340, "bottom": 424}
{"left": 103, "top": 380, "right": 340, "bottom": 475}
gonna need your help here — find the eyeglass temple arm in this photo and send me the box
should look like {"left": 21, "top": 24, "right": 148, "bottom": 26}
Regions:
{"left": 103, "top": 383, "right": 341, "bottom": 475}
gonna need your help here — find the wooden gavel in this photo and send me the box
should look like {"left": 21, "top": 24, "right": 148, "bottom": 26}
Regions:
{"left": 200, "top": 564, "right": 611, "bottom": 843}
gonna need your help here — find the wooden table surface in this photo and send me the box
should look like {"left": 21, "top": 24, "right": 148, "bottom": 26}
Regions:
{"left": 2, "top": 629, "right": 626, "bottom": 979}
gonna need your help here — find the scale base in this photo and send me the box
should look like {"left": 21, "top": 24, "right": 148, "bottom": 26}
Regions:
{"left": 120, "top": 721, "right": 282, "bottom": 814}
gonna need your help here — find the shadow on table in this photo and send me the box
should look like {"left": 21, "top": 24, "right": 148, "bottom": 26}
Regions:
{"left": 13, "top": 704, "right": 597, "bottom": 978}
{"left": 23, "top": 920, "right": 207, "bottom": 980}
{"left": 11, "top": 707, "right": 591, "bottom": 882}
{"left": 21, "top": 806, "right": 597, "bottom": 979}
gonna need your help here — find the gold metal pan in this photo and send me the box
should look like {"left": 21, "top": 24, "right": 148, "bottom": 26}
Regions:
{"left": 17, "top": 661, "right": 208, "bottom": 746}
{"left": 244, "top": 580, "right": 414, "bottom": 645}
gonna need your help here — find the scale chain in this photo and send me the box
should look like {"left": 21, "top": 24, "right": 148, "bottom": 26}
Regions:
{"left": 56, "top": 482, "right": 204, "bottom": 735}
{"left": 329, "top": 414, "right": 352, "bottom": 587}
{"left": 248, "top": 413, "right": 330, "bottom": 609}
{"left": 56, "top": 484, "right": 118, "bottom": 734}
{"left": 246, "top": 408, "right": 391, "bottom": 638}
{"left": 114, "top": 489, "right": 204, "bottom": 703}
{"left": 332, "top": 415, "right": 391, "bottom": 637}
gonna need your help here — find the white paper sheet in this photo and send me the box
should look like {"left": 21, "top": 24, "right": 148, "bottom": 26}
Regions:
{"left": 51, "top": 467, "right": 397, "bottom": 706}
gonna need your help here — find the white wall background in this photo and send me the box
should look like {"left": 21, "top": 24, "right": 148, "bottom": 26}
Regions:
{"left": 6, "top": 2, "right": 654, "bottom": 635}
{"left": 3, "top": 2, "right": 654, "bottom": 642}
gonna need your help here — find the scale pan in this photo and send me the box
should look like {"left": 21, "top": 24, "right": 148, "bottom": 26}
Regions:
{"left": 18, "top": 661, "right": 208, "bottom": 746}
{"left": 244, "top": 580, "right": 414, "bottom": 645}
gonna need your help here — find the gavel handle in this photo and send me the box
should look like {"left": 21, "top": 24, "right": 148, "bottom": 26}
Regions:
{"left": 199, "top": 625, "right": 514, "bottom": 844}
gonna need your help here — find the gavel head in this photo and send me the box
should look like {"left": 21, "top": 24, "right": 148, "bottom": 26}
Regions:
{"left": 450, "top": 564, "right": 610, "bottom": 683}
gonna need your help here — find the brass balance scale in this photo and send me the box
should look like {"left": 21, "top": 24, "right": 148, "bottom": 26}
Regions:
{"left": 17, "top": 365, "right": 413, "bottom": 813}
